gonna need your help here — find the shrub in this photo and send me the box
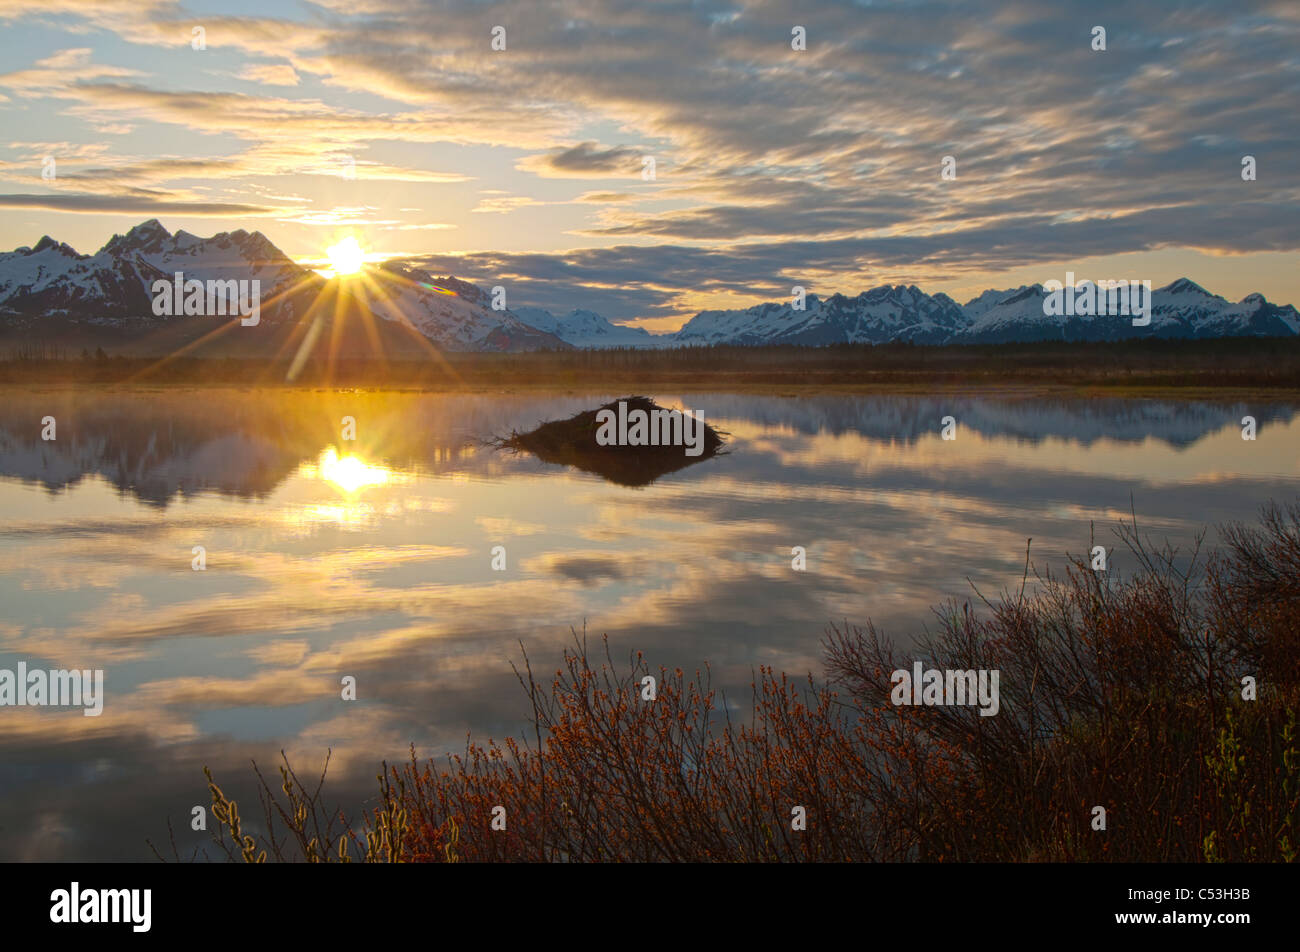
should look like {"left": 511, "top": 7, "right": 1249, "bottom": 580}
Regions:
{"left": 185, "top": 502, "right": 1300, "bottom": 862}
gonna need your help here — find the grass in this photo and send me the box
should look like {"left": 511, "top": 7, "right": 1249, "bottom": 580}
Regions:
{"left": 180, "top": 501, "right": 1300, "bottom": 863}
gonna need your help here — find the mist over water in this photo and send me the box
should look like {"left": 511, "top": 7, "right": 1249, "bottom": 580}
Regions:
{"left": 1, "top": 388, "right": 1297, "bottom": 860}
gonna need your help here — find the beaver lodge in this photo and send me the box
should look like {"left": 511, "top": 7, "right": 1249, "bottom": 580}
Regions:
{"left": 493, "top": 395, "right": 726, "bottom": 487}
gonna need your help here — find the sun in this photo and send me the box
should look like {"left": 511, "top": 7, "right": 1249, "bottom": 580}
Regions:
{"left": 324, "top": 236, "right": 365, "bottom": 277}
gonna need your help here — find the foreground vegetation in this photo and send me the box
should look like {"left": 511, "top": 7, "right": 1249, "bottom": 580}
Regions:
{"left": 183, "top": 502, "right": 1300, "bottom": 862}
{"left": 11, "top": 336, "right": 1300, "bottom": 392}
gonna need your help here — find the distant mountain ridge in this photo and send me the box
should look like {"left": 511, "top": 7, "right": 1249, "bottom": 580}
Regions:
{"left": 669, "top": 280, "right": 1300, "bottom": 347}
{"left": 511, "top": 306, "right": 667, "bottom": 349}
{"left": 1, "top": 221, "right": 1295, "bottom": 353}
{"left": 953, "top": 279, "right": 1300, "bottom": 344}
{"left": 672, "top": 285, "right": 970, "bottom": 347}
{"left": 0, "top": 220, "right": 567, "bottom": 353}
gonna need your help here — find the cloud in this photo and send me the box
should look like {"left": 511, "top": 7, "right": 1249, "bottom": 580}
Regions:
{"left": 239, "top": 63, "right": 300, "bottom": 86}
{"left": 471, "top": 194, "right": 549, "bottom": 214}
{"left": 530, "top": 553, "right": 627, "bottom": 586}
{"left": 575, "top": 191, "right": 639, "bottom": 204}
{"left": 404, "top": 198, "right": 1300, "bottom": 322}
{"left": 0, "top": 192, "right": 282, "bottom": 215}
{"left": 0, "top": 47, "right": 139, "bottom": 95}
{"left": 518, "top": 142, "right": 641, "bottom": 179}
{"left": 0, "top": 0, "right": 1297, "bottom": 320}
{"left": 381, "top": 222, "right": 456, "bottom": 231}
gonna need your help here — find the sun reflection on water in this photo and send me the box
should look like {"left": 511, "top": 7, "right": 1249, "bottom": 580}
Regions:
{"left": 301, "top": 447, "right": 396, "bottom": 493}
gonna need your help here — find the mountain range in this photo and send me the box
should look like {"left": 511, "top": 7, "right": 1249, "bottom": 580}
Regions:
{"left": 2, "top": 221, "right": 1296, "bottom": 354}
{"left": 0, "top": 220, "right": 567, "bottom": 356}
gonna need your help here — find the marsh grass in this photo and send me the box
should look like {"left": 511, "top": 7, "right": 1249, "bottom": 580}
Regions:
{"left": 9, "top": 337, "right": 1300, "bottom": 390}
{"left": 186, "top": 502, "right": 1300, "bottom": 862}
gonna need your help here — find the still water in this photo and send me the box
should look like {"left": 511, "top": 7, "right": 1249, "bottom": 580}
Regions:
{"left": 0, "top": 388, "right": 1296, "bottom": 860}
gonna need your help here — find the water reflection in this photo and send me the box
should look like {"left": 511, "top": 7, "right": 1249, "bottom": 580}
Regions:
{"left": 0, "top": 388, "right": 1296, "bottom": 860}
{"left": 309, "top": 448, "right": 394, "bottom": 494}
{"left": 0, "top": 391, "right": 1293, "bottom": 503}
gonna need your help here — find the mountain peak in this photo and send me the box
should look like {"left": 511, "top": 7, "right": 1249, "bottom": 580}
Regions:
{"left": 31, "top": 235, "right": 79, "bottom": 256}
{"left": 1162, "top": 277, "right": 1210, "bottom": 296}
{"left": 125, "top": 219, "right": 170, "bottom": 243}
{"left": 1000, "top": 285, "right": 1045, "bottom": 305}
{"left": 101, "top": 219, "right": 173, "bottom": 256}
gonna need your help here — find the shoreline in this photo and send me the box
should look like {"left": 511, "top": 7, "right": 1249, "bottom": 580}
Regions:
{"left": 3, "top": 338, "right": 1298, "bottom": 395}
{"left": 2, "top": 379, "right": 1298, "bottom": 399}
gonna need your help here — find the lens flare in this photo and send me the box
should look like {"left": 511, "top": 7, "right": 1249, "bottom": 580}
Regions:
{"left": 324, "top": 236, "right": 365, "bottom": 277}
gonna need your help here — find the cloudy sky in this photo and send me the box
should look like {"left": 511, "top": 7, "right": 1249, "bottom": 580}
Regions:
{"left": 0, "top": 0, "right": 1297, "bottom": 329}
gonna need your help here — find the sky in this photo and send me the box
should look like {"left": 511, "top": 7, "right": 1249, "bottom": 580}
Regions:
{"left": 0, "top": 0, "right": 1297, "bottom": 331}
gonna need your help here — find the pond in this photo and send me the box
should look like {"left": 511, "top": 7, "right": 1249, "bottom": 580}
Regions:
{"left": 0, "top": 388, "right": 1295, "bottom": 860}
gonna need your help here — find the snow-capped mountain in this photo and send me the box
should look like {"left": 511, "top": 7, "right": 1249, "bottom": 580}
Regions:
{"left": 0, "top": 219, "right": 308, "bottom": 322}
{"left": 666, "top": 280, "right": 1298, "bottom": 348}
{"left": 672, "top": 285, "right": 970, "bottom": 346}
{"left": 956, "top": 279, "right": 1300, "bottom": 344}
{"left": 3, "top": 222, "right": 1296, "bottom": 351}
{"left": 1147, "top": 279, "right": 1300, "bottom": 339}
{"left": 512, "top": 306, "right": 665, "bottom": 348}
{"left": 0, "top": 221, "right": 567, "bottom": 352}
{"left": 361, "top": 264, "right": 568, "bottom": 351}
{"left": 954, "top": 285, "right": 1061, "bottom": 343}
